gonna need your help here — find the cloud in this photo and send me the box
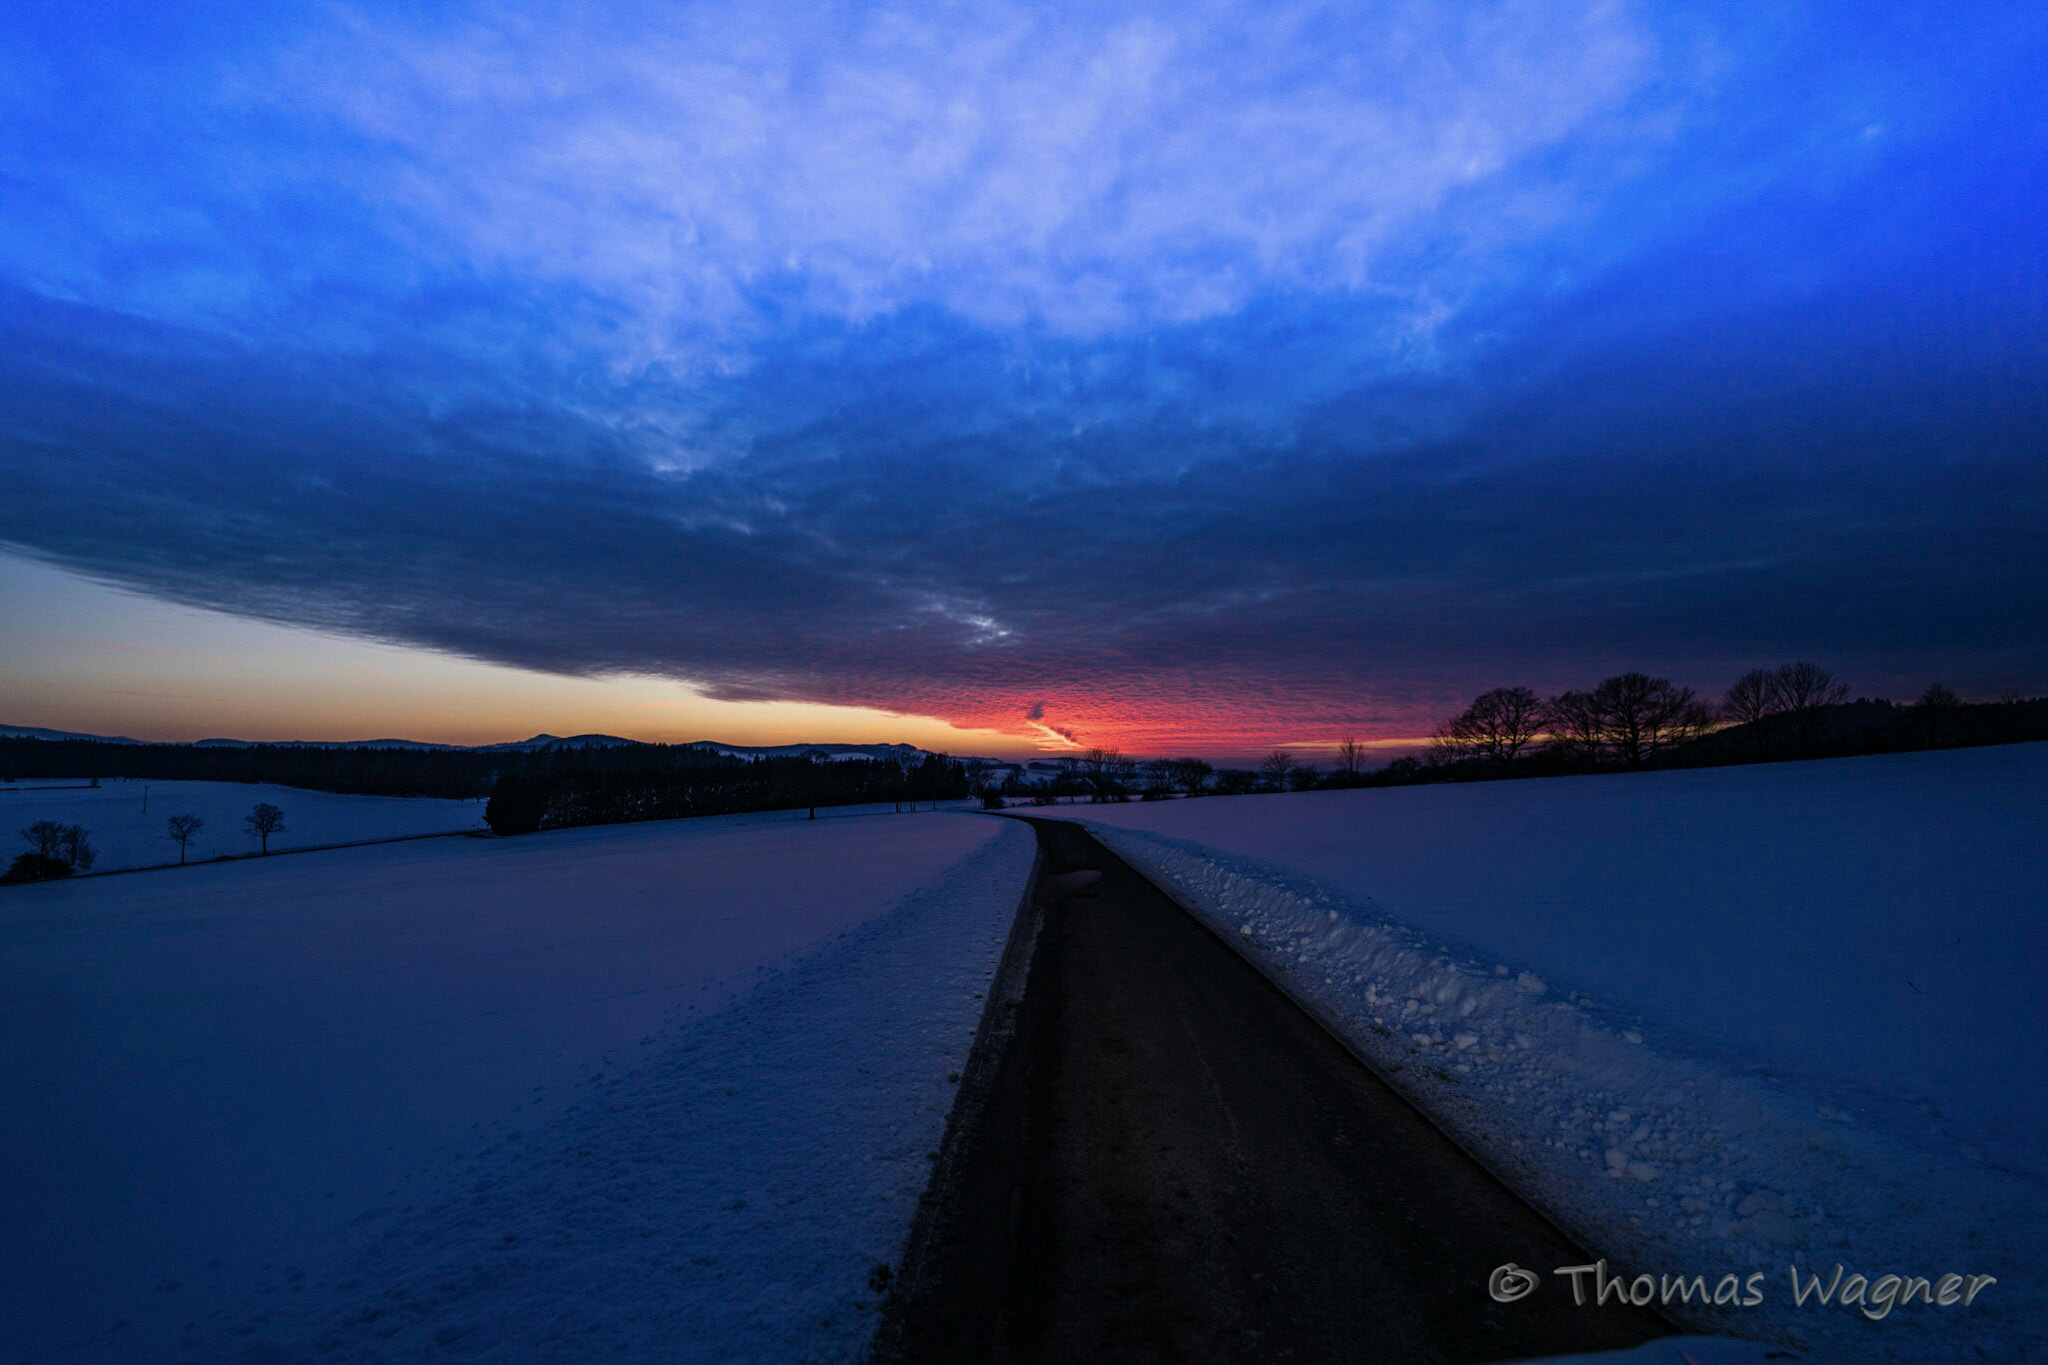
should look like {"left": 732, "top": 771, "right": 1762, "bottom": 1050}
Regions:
{"left": 263, "top": 0, "right": 1656, "bottom": 346}
{"left": 4, "top": 265, "right": 2043, "bottom": 749}
{"left": 2, "top": 1, "right": 2044, "bottom": 749}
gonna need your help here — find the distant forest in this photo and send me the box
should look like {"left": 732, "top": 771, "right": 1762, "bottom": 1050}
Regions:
{"left": 0, "top": 739, "right": 973, "bottom": 835}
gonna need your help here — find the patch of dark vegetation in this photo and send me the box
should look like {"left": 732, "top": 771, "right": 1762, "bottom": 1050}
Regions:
{"left": 0, "top": 737, "right": 975, "bottom": 834}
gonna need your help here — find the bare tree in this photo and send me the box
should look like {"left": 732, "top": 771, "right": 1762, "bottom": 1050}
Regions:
{"left": 1546, "top": 673, "right": 1705, "bottom": 770}
{"left": 962, "top": 758, "right": 992, "bottom": 796}
{"left": 1721, "top": 668, "right": 1786, "bottom": 759}
{"left": 245, "top": 802, "right": 287, "bottom": 854}
{"left": 1052, "top": 757, "right": 1084, "bottom": 803}
{"left": 1775, "top": 661, "right": 1849, "bottom": 754}
{"left": 1541, "top": 689, "right": 1605, "bottom": 765}
{"left": 1591, "top": 672, "right": 1709, "bottom": 769}
{"left": 1912, "top": 683, "right": 1962, "bottom": 747}
{"left": 1107, "top": 751, "right": 1140, "bottom": 800}
{"left": 1080, "top": 748, "right": 1129, "bottom": 803}
{"left": 1162, "top": 756, "right": 1212, "bottom": 797}
{"left": 20, "top": 820, "right": 66, "bottom": 861}
{"left": 20, "top": 820, "right": 94, "bottom": 871}
{"left": 166, "top": 813, "right": 204, "bottom": 865}
{"left": 1214, "top": 768, "right": 1260, "bottom": 795}
{"left": 1258, "top": 750, "right": 1300, "bottom": 791}
{"left": 1424, "top": 722, "right": 1468, "bottom": 768}
{"left": 1333, "top": 736, "right": 1367, "bottom": 783}
{"left": 1446, "top": 687, "right": 1545, "bottom": 766}
{"left": 1287, "top": 761, "right": 1319, "bottom": 792}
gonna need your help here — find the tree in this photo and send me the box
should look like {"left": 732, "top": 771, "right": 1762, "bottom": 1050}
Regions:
{"left": 1287, "top": 761, "right": 1320, "bottom": 792}
{"left": 1333, "top": 736, "right": 1368, "bottom": 783}
{"left": 20, "top": 820, "right": 93, "bottom": 871}
{"left": 1162, "top": 756, "right": 1212, "bottom": 797}
{"left": 962, "top": 759, "right": 993, "bottom": 797}
{"left": 166, "top": 813, "right": 204, "bottom": 865}
{"left": 1721, "top": 668, "right": 1786, "bottom": 759}
{"left": 1258, "top": 750, "right": 1300, "bottom": 791}
{"left": 1912, "top": 683, "right": 1962, "bottom": 747}
{"left": 1080, "top": 748, "right": 1133, "bottom": 803}
{"left": 245, "top": 802, "right": 287, "bottom": 853}
{"left": 1546, "top": 673, "right": 1708, "bottom": 770}
{"left": 1774, "top": 661, "right": 1849, "bottom": 754}
{"left": 1542, "top": 689, "right": 1606, "bottom": 766}
{"left": 1589, "top": 672, "right": 1710, "bottom": 769}
{"left": 57, "top": 824, "right": 95, "bottom": 871}
{"left": 1213, "top": 768, "right": 1260, "bottom": 795}
{"left": 1444, "top": 687, "right": 1545, "bottom": 766}
{"left": 484, "top": 775, "right": 547, "bottom": 834}
{"left": 20, "top": 820, "right": 66, "bottom": 861}
{"left": 1424, "top": 723, "right": 1468, "bottom": 768}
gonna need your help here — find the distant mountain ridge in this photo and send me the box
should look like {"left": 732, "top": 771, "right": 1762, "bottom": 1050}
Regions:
{"left": 2, "top": 725, "right": 973, "bottom": 763}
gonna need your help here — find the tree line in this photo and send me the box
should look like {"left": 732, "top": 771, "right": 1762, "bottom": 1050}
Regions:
{"left": 1001, "top": 666, "right": 2045, "bottom": 804}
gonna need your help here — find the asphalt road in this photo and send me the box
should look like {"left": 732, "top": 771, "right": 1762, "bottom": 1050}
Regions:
{"left": 877, "top": 817, "right": 1673, "bottom": 1364}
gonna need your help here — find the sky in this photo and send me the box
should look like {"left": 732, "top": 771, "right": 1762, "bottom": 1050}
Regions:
{"left": 2, "top": 0, "right": 2044, "bottom": 761}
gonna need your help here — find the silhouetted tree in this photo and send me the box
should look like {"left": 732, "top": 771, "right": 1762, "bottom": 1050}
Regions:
{"left": 1721, "top": 668, "right": 1786, "bottom": 759}
{"left": 1445, "top": 687, "right": 1545, "bottom": 766}
{"left": 166, "top": 813, "right": 204, "bottom": 865}
{"left": 1287, "top": 761, "right": 1319, "bottom": 792}
{"left": 1259, "top": 750, "right": 1300, "bottom": 791}
{"left": 20, "top": 820, "right": 66, "bottom": 861}
{"left": 1333, "top": 736, "right": 1368, "bottom": 783}
{"left": 1161, "top": 756, "right": 1212, "bottom": 797}
{"left": 1775, "top": 661, "right": 1849, "bottom": 754}
{"left": 58, "top": 824, "right": 95, "bottom": 871}
{"left": 19, "top": 820, "right": 94, "bottom": 871}
{"left": 1081, "top": 748, "right": 1133, "bottom": 803}
{"left": 1547, "top": 673, "right": 1709, "bottom": 769}
{"left": 1542, "top": 689, "right": 1606, "bottom": 766}
{"left": 1912, "top": 683, "right": 1962, "bottom": 747}
{"left": 245, "top": 802, "right": 287, "bottom": 854}
{"left": 1213, "top": 768, "right": 1260, "bottom": 795}
{"left": 1424, "top": 722, "right": 1467, "bottom": 767}
{"left": 484, "top": 774, "right": 548, "bottom": 834}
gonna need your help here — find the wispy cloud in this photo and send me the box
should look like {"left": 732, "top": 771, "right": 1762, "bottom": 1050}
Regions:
{"left": 261, "top": 0, "right": 1653, "bottom": 350}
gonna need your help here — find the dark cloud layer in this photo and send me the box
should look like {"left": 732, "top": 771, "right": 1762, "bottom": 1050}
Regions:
{"left": 4, "top": 264, "right": 2043, "bottom": 750}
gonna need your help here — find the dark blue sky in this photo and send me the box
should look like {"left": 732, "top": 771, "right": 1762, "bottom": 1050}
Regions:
{"left": 2, "top": 0, "right": 2043, "bottom": 754}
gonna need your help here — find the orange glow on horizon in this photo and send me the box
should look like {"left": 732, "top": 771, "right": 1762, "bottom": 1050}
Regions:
{"left": 1, "top": 555, "right": 1438, "bottom": 765}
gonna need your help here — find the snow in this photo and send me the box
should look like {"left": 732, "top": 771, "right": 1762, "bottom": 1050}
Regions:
{"left": 1, "top": 778, "right": 485, "bottom": 870}
{"left": 1039, "top": 744, "right": 2048, "bottom": 1362}
{"left": 0, "top": 809, "right": 1034, "bottom": 1362}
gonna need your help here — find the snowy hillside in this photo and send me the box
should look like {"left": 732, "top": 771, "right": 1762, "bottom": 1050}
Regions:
{"left": 1, "top": 778, "right": 484, "bottom": 871}
{"left": 0, "top": 810, "right": 1034, "bottom": 1362}
{"left": 1043, "top": 744, "right": 2047, "bottom": 1362}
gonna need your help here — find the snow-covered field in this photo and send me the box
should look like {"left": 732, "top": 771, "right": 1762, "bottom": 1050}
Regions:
{"left": 0, "top": 809, "right": 1034, "bottom": 1362}
{"left": 1042, "top": 744, "right": 2047, "bottom": 1363}
{"left": 1, "top": 778, "right": 485, "bottom": 870}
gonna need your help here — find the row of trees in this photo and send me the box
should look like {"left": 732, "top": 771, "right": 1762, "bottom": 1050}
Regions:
{"left": 1421, "top": 663, "right": 2034, "bottom": 777}
{"left": 2, "top": 802, "right": 292, "bottom": 885}
{"left": 1019, "top": 664, "right": 2040, "bottom": 804}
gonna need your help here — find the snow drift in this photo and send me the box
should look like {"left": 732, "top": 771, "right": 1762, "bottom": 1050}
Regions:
{"left": 1045, "top": 744, "right": 2047, "bottom": 1362}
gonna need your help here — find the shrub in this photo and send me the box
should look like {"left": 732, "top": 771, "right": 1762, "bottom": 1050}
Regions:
{"left": 484, "top": 775, "right": 549, "bottom": 834}
{"left": 2, "top": 852, "right": 74, "bottom": 884}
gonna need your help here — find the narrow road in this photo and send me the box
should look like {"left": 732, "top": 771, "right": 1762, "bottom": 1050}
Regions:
{"left": 878, "top": 817, "right": 1672, "bottom": 1364}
